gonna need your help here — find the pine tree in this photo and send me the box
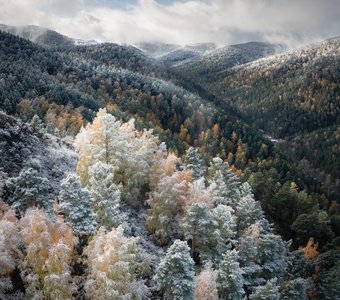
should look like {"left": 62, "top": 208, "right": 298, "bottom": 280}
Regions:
{"left": 59, "top": 174, "right": 97, "bottom": 236}
{"left": 236, "top": 190, "right": 264, "bottom": 235}
{"left": 154, "top": 240, "right": 195, "bottom": 300}
{"left": 211, "top": 205, "right": 237, "bottom": 262}
{"left": 208, "top": 157, "right": 241, "bottom": 207}
{"left": 6, "top": 167, "right": 52, "bottom": 213}
{"left": 185, "top": 147, "right": 203, "bottom": 180}
{"left": 217, "top": 250, "right": 245, "bottom": 300}
{"left": 280, "top": 278, "right": 308, "bottom": 300}
{"left": 87, "top": 161, "right": 123, "bottom": 230}
{"left": 182, "top": 203, "right": 213, "bottom": 260}
{"left": 84, "top": 226, "right": 148, "bottom": 300}
{"left": 257, "top": 233, "right": 288, "bottom": 281}
{"left": 249, "top": 278, "right": 279, "bottom": 300}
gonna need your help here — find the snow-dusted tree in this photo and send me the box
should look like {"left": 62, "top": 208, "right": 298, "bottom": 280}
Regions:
{"left": 87, "top": 161, "right": 123, "bottom": 230}
{"left": 185, "top": 178, "right": 213, "bottom": 210}
{"left": 236, "top": 188, "right": 264, "bottom": 235}
{"left": 5, "top": 167, "right": 52, "bottom": 213}
{"left": 211, "top": 205, "right": 237, "bottom": 261}
{"left": 154, "top": 240, "right": 195, "bottom": 300}
{"left": 217, "top": 250, "right": 245, "bottom": 300}
{"left": 249, "top": 278, "right": 279, "bottom": 300}
{"left": 84, "top": 226, "right": 148, "bottom": 300}
{"left": 59, "top": 174, "right": 96, "bottom": 236}
{"left": 238, "top": 223, "right": 263, "bottom": 289}
{"left": 147, "top": 169, "right": 190, "bottom": 245}
{"left": 185, "top": 147, "right": 203, "bottom": 180}
{"left": 280, "top": 278, "right": 309, "bottom": 300}
{"left": 19, "top": 208, "right": 77, "bottom": 299}
{"left": 30, "top": 114, "right": 43, "bottom": 131}
{"left": 0, "top": 202, "right": 22, "bottom": 297}
{"left": 195, "top": 262, "right": 218, "bottom": 300}
{"left": 182, "top": 203, "right": 213, "bottom": 259}
{"left": 208, "top": 157, "right": 241, "bottom": 207}
{"left": 257, "top": 233, "right": 288, "bottom": 281}
{"left": 75, "top": 108, "right": 159, "bottom": 205}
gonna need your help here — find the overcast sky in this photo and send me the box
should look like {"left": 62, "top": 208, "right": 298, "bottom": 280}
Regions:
{"left": 0, "top": 0, "right": 339, "bottom": 47}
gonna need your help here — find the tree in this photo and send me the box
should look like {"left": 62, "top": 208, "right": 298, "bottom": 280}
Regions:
{"left": 217, "top": 250, "right": 245, "bottom": 300}
{"left": 87, "top": 161, "right": 123, "bottom": 230}
{"left": 5, "top": 167, "right": 52, "bottom": 214}
{"left": 0, "top": 202, "right": 22, "bottom": 297}
{"left": 59, "top": 174, "right": 97, "bottom": 236}
{"left": 211, "top": 205, "right": 237, "bottom": 262}
{"left": 75, "top": 109, "right": 159, "bottom": 205}
{"left": 236, "top": 189, "right": 264, "bottom": 235}
{"left": 280, "top": 278, "right": 309, "bottom": 300}
{"left": 19, "top": 208, "right": 77, "bottom": 300}
{"left": 257, "top": 233, "right": 288, "bottom": 281}
{"left": 195, "top": 262, "right": 218, "bottom": 300}
{"left": 84, "top": 226, "right": 148, "bottom": 300}
{"left": 291, "top": 210, "right": 334, "bottom": 248}
{"left": 185, "top": 147, "right": 203, "bottom": 180}
{"left": 208, "top": 157, "right": 241, "bottom": 207}
{"left": 154, "top": 240, "right": 195, "bottom": 300}
{"left": 249, "top": 278, "right": 279, "bottom": 300}
{"left": 182, "top": 203, "right": 213, "bottom": 260}
{"left": 147, "top": 169, "right": 190, "bottom": 245}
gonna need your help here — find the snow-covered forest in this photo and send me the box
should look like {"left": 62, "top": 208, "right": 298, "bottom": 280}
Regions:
{"left": 0, "top": 109, "right": 327, "bottom": 299}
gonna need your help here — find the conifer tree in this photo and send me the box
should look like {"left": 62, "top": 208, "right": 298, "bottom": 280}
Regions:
{"left": 154, "top": 240, "right": 195, "bottom": 300}
{"left": 217, "top": 250, "right": 245, "bottom": 300}
{"left": 59, "top": 174, "right": 97, "bottom": 236}
{"left": 249, "top": 278, "right": 279, "bottom": 300}
{"left": 6, "top": 168, "right": 52, "bottom": 213}
{"left": 185, "top": 147, "right": 203, "bottom": 180}
{"left": 182, "top": 203, "right": 213, "bottom": 259}
{"left": 87, "top": 161, "right": 123, "bottom": 230}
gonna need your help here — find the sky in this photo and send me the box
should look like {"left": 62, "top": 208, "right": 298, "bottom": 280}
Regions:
{"left": 0, "top": 0, "right": 339, "bottom": 47}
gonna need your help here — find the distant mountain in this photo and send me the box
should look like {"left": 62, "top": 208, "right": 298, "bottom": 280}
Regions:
{"left": 136, "top": 42, "right": 219, "bottom": 66}
{"left": 0, "top": 24, "right": 75, "bottom": 48}
{"left": 173, "top": 41, "right": 284, "bottom": 81}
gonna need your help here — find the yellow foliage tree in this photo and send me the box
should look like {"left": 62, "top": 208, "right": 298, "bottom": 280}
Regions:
{"left": 19, "top": 208, "right": 77, "bottom": 299}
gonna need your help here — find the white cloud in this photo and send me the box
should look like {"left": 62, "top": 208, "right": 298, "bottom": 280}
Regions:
{"left": 0, "top": 0, "right": 339, "bottom": 47}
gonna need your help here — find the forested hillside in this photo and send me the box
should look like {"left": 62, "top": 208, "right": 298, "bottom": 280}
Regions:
{"left": 0, "top": 27, "right": 339, "bottom": 299}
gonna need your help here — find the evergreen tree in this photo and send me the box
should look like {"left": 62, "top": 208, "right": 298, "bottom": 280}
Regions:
{"left": 236, "top": 191, "right": 264, "bottom": 235}
{"left": 87, "top": 161, "right": 123, "bottom": 230}
{"left": 217, "top": 250, "right": 245, "bottom": 300}
{"left": 59, "top": 174, "right": 97, "bottom": 236}
{"left": 182, "top": 203, "right": 213, "bottom": 260}
{"left": 185, "top": 147, "right": 203, "bottom": 180}
{"left": 6, "top": 168, "right": 52, "bottom": 213}
{"left": 280, "top": 278, "right": 308, "bottom": 300}
{"left": 208, "top": 157, "right": 241, "bottom": 207}
{"left": 249, "top": 278, "right": 279, "bottom": 300}
{"left": 257, "top": 233, "right": 288, "bottom": 281}
{"left": 154, "top": 240, "right": 195, "bottom": 300}
{"left": 211, "top": 205, "right": 237, "bottom": 262}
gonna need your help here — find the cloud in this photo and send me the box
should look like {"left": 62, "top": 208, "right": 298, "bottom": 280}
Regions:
{"left": 0, "top": 0, "right": 339, "bottom": 47}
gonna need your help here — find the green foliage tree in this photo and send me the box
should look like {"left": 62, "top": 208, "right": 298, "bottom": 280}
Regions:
{"left": 6, "top": 168, "right": 52, "bottom": 213}
{"left": 154, "top": 240, "right": 195, "bottom": 300}
{"left": 59, "top": 174, "right": 97, "bottom": 236}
